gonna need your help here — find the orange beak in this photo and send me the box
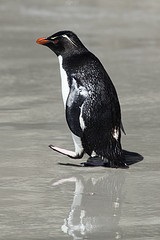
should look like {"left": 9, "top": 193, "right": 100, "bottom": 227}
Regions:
{"left": 36, "top": 37, "right": 49, "bottom": 45}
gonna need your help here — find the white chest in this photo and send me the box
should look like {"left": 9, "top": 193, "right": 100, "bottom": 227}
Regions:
{"left": 58, "top": 56, "right": 70, "bottom": 107}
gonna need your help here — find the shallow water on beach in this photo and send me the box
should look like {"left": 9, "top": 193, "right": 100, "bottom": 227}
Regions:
{"left": 0, "top": 0, "right": 160, "bottom": 239}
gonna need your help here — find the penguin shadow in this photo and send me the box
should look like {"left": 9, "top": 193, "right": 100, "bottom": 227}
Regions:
{"left": 53, "top": 171, "right": 126, "bottom": 239}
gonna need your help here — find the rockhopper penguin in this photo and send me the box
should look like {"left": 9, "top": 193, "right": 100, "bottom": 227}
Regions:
{"left": 36, "top": 30, "right": 129, "bottom": 168}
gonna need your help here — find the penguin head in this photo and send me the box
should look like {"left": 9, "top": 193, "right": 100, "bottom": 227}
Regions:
{"left": 36, "top": 30, "right": 87, "bottom": 57}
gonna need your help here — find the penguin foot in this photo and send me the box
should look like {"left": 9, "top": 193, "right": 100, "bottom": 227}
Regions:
{"left": 49, "top": 145, "right": 142, "bottom": 168}
{"left": 49, "top": 145, "right": 83, "bottom": 159}
{"left": 82, "top": 156, "right": 105, "bottom": 167}
{"left": 83, "top": 156, "right": 129, "bottom": 168}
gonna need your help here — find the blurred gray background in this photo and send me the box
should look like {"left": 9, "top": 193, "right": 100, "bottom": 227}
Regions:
{"left": 0, "top": 0, "right": 160, "bottom": 239}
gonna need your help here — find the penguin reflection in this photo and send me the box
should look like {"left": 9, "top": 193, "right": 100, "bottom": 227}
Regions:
{"left": 53, "top": 171, "right": 126, "bottom": 239}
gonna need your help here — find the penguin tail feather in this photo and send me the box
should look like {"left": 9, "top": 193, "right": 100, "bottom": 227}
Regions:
{"left": 123, "top": 149, "right": 143, "bottom": 165}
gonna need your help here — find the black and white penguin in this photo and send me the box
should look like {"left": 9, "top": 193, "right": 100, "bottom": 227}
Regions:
{"left": 36, "top": 31, "right": 128, "bottom": 168}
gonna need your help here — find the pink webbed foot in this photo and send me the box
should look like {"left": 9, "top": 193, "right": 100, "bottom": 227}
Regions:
{"left": 49, "top": 145, "right": 84, "bottom": 159}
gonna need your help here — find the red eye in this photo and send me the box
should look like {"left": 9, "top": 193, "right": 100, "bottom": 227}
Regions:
{"left": 53, "top": 39, "right": 59, "bottom": 44}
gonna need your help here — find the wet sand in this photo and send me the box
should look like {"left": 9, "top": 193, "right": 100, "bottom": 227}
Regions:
{"left": 0, "top": 0, "right": 160, "bottom": 239}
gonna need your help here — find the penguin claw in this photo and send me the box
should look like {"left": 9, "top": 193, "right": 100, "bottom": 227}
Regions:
{"left": 49, "top": 145, "right": 83, "bottom": 159}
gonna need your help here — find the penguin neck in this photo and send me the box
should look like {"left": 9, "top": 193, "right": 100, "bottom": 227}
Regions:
{"left": 58, "top": 55, "right": 70, "bottom": 107}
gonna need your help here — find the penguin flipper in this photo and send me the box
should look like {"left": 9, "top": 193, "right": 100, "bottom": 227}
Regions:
{"left": 121, "top": 121, "right": 126, "bottom": 135}
{"left": 49, "top": 145, "right": 83, "bottom": 159}
{"left": 66, "top": 80, "right": 88, "bottom": 137}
